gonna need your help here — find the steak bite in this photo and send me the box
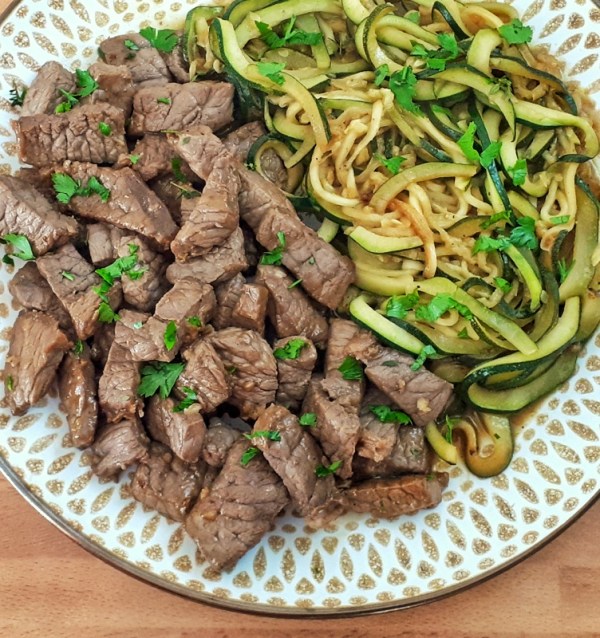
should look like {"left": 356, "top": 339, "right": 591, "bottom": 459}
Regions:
{"left": 343, "top": 473, "right": 448, "bottom": 519}
{"left": 252, "top": 404, "right": 343, "bottom": 528}
{"left": 166, "top": 227, "right": 248, "bottom": 285}
{"left": 145, "top": 394, "right": 206, "bottom": 464}
{"left": 86, "top": 223, "right": 124, "bottom": 267}
{"left": 0, "top": 175, "right": 79, "bottom": 256}
{"left": 130, "top": 442, "right": 205, "bottom": 522}
{"left": 171, "top": 156, "right": 240, "bottom": 261}
{"left": 89, "top": 418, "right": 149, "bottom": 479}
{"left": 98, "top": 342, "right": 142, "bottom": 424}
{"left": 222, "top": 121, "right": 266, "bottom": 162}
{"left": 4, "top": 310, "right": 71, "bottom": 416}
{"left": 355, "top": 389, "right": 397, "bottom": 463}
{"left": 15, "top": 103, "right": 128, "bottom": 167}
{"left": 129, "top": 82, "right": 234, "bottom": 136}
{"left": 21, "top": 61, "right": 76, "bottom": 116}
{"left": 161, "top": 34, "right": 189, "bottom": 83}
{"left": 90, "top": 322, "right": 115, "bottom": 368}
{"left": 255, "top": 265, "right": 329, "bottom": 345}
{"left": 58, "top": 344, "right": 98, "bottom": 449}
{"left": 55, "top": 162, "right": 178, "bottom": 251}
{"left": 207, "top": 328, "right": 278, "bottom": 420}
{"left": 36, "top": 243, "right": 122, "bottom": 340}
{"left": 202, "top": 419, "right": 243, "bottom": 468}
{"left": 185, "top": 439, "right": 289, "bottom": 571}
{"left": 214, "top": 274, "right": 269, "bottom": 334}
{"left": 274, "top": 336, "right": 317, "bottom": 410}
{"left": 117, "top": 134, "right": 192, "bottom": 182}
{"left": 84, "top": 62, "right": 135, "bottom": 116}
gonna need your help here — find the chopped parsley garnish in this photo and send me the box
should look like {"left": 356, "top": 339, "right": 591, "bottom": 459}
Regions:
{"left": 244, "top": 430, "right": 282, "bottom": 442}
{"left": 410, "top": 344, "right": 436, "bottom": 371}
{"left": 369, "top": 405, "right": 411, "bottom": 425}
{"left": 240, "top": 446, "right": 260, "bottom": 466}
{"left": 480, "top": 210, "right": 512, "bottom": 230}
{"left": 374, "top": 63, "right": 390, "bottom": 87}
{"left": 52, "top": 172, "right": 110, "bottom": 204}
{"left": 389, "top": 67, "right": 421, "bottom": 115}
{"left": 382, "top": 360, "right": 400, "bottom": 367}
{"left": 415, "top": 294, "right": 473, "bottom": 322}
{"left": 473, "top": 217, "right": 538, "bottom": 254}
{"left": 472, "top": 235, "right": 511, "bottom": 254}
{"left": 256, "top": 16, "right": 321, "bottom": 49}
{"left": 187, "top": 315, "right": 202, "bottom": 327}
{"left": 8, "top": 85, "right": 26, "bottom": 107}
{"left": 5, "top": 374, "right": 14, "bottom": 392}
{"left": 157, "top": 97, "right": 171, "bottom": 105}
{"left": 55, "top": 69, "right": 99, "bottom": 113}
{"left": 260, "top": 231, "right": 286, "bottom": 265}
{"left": 226, "top": 365, "right": 237, "bottom": 375}
{"left": 550, "top": 215, "right": 570, "bottom": 225}
{"left": 127, "top": 265, "right": 148, "bottom": 281}
{"left": 557, "top": 258, "right": 574, "bottom": 284}
{"left": 139, "top": 27, "right": 179, "bottom": 53}
{"left": 457, "top": 327, "right": 469, "bottom": 339}
{"left": 406, "top": 10, "right": 420, "bottom": 24}
{"left": 256, "top": 61, "right": 286, "bottom": 86}
{"left": 163, "top": 320, "right": 177, "bottom": 351}
{"left": 338, "top": 355, "right": 363, "bottom": 381}
{"left": 98, "top": 121, "right": 112, "bottom": 136}
{"left": 507, "top": 158, "right": 528, "bottom": 186}
{"left": 431, "top": 104, "right": 454, "bottom": 119}
{"left": 273, "top": 337, "right": 307, "bottom": 360}
{"left": 132, "top": 321, "right": 143, "bottom": 329}
{"left": 315, "top": 460, "right": 342, "bottom": 478}
{"left": 495, "top": 277, "right": 512, "bottom": 293}
{"left": 307, "top": 256, "right": 316, "bottom": 265}
{"left": 61, "top": 270, "right": 75, "bottom": 281}
{"left": 299, "top": 412, "right": 317, "bottom": 427}
{"left": 129, "top": 154, "right": 141, "bottom": 165}
{"left": 172, "top": 386, "right": 197, "bottom": 412}
{"left": 374, "top": 153, "right": 406, "bottom": 176}
{"left": 497, "top": 19, "right": 533, "bottom": 45}
{"left": 386, "top": 292, "right": 419, "bottom": 320}
{"left": 444, "top": 415, "right": 458, "bottom": 444}
{"left": 138, "top": 361, "right": 185, "bottom": 399}
{"left": 411, "top": 32, "right": 459, "bottom": 71}
{"left": 124, "top": 38, "right": 140, "bottom": 51}
{"left": 97, "top": 302, "right": 120, "bottom": 323}
{"left": 73, "top": 340, "right": 84, "bottom": 356}
{"left": 96, "top": 244, "right": 139, "bottom": 286}
{"left": 55, "top": 89, "right": 79, "bottom": 114}
{"left": 479, "top": 141, "right": 502, "bottom": 169}
{"left": 457, "top": 123, "right": 502, "bottom": 168}
{"left": 288, "top": 278, "right": 303, "bottom": 289}
{"left": 0, "top": 234, "right": 35, "bottom": 262}
{"left": 171, "top": 157, "right": 188, "bottom": 183}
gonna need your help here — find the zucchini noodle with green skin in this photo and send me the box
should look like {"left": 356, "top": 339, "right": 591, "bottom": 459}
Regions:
{"left": 185, "top": 0, "right": 600, "bottom": 475}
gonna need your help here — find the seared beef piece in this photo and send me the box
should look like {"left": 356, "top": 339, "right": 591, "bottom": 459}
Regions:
{"left": 202, "top": 465, "right": 220, "bottom": 490}
{"left": 322, "top": 319, "right": 365, "bottom": 410}
{"left": 207, "top": 328, "right": 277, "bottom": 420}
{"left": 166, "top": 227, "right": 248, "bottom": 285}
{"left": 222, "top": 121, "right": 266, "bottom": 162}
{"left": 215, "top": 274, "right": 269, "bottom": 333}
{"left": 355, "top": 389, "right": 397, "bottom": 462}
{"left": 258, "top": 149, "right": 288, "bottom": 190}
{"left": 4, "top": 310, "right": 71, "bottom": 416}
{"left": 0, "top": 175, "right": 79, "bottom": 255}
{"left": 131, "top": 442, "right": 204, "bottom": 521}
{"left": 176, "top": 340, "right": 230, "bottom": 414}
{"left": 302, "top": 377, "right": 361, "bottom": 480}
{"left": 348, "top": 330, "right": 453, "bottom": 427}
{"left": 213, "top": 274, "right": 244, "bottom": 330}
{"left": 21, "top": 61, "right": 75, "bottom": 116}
{"left": 8, "top": 262, "right": 73, "bottom": 332}
{"left": 86, "top": 223, "right": 124, "bottom": 267}
{"left": 99, "top": 33, "right": 172, "bottom": 86}
{"left": 58, "top": 345, "right": 98, "bottom": 449}
{"left": 14, "top": 167, "right": 57, "bottom": 204}
{"left": 185, "top": 439, "right": 289, "bottom": 571}
{"left": 116, "top": 235, "right": 169, "bottom": 312}
{"left": 55, "top": 162, "right": 178, "bottom": 251}
{"left": 90, "top": 322, "right": 115, "bottom": 368}
{"left": 98, "top": 342, "right": 142, "bottom": 423}
{"left": 84, "top": 62, "right": 135, "bottom": 116}
{"left": 129, "top": 82, "right": 234, "bottom": 136}
{"left": 167, "top": 126, "right": 232, "bottom": 180}
{"left": 242, "top": 225, "right": 260, "bottom": 268}
{"left": 202, "top": 419, "right": 242, "bottom": 468}
{"left": 252, "top": 404, "right": 343, "bottom": 528}
{"left": 171, "top": 157, "right": 240, "bottom": 261}
{"left": 255, "top": 265, "right": 328, "bottom": 345}
{"left": 89, "top": 418, "right": 149, "bottom": 479}
{"left": 254, "top": 208, "right": 355, "bottom": 310}
{"left": 145, "top": 395, "right": 206, "bottom": 464}
{"left": 275, "top": 336, "right": 317, "bottom": 410}
{"left": 343, "top": 473, "right": 448, "bottom": 519}
{"left": 37, "top": 243, "right": 121, "bottom": 340}
{"left": 161, "top": 34, "right": 189, "bottom": 83}
{"left": 16, "top": 103, "right": 128, "bottom": 167}
{"left": 149, "top": 175, "right": 193, "bottom": 224}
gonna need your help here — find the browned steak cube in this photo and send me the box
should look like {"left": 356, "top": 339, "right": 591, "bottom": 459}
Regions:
{"left": 89, "top": 418, "right": 149, "bottom": 479}
{"left": 222, "top": 121, "right": 266, "bottom": 162}
{"left": 86, "top": 223, "right": 124, "bottom": 267}
{"left": 355, "top": 389, "right": 397, "bottom": 463}
{"left": 167, "top": 126, "right": 233, "bottom": 181}
{"left": 202, "top": 418, "right": 243, "bottom": 468}
{"left": 230, "top": 283, "right": 269, "bottom": 334}
{"left": 98, "top": 342, "right": 142, "bottom": 424}
{"left": 161, "top": 33, "right": 189, "bottom": 83}
{"left": 117, "top": 134, "right": 193, "bottom": 182}
{"left": 213, "top": 274, "right": 244, "bottom": 330}
{"left": 90, "top": 322, "right": 115, "bottom": 368}
{"left": 21, "top": 61, "right": 76, "bottom": 116}
{"left": 84, "top": 62, "right": 135, "bottom": 116}
{"left": 274, "top": 336, "right": 317, "bottom": 410}
{"left": 185, "top": 439, "right": 289, "bottom": 571}
{"left": 4, "top": 310, "right": 71, "bottom": 416}
{"left": 58, "top": 344, "right": 98, "bottom": 449}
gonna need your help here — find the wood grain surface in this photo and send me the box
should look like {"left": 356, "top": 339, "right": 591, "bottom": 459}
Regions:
{"left": 0, "top": 477, "right": 598, "bottom": 637}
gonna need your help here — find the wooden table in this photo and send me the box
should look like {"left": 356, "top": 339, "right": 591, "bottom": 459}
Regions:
{"left": 0, "top": 477, "right": 598, "bottom": 637}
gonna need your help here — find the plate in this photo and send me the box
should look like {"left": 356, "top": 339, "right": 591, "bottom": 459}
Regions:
{"left": 0, "top": 0, "right": 598, "bottom": 616}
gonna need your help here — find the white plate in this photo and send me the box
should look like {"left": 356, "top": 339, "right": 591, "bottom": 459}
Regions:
{"left": 0, "top": 0, "right": 598, "bottom": 616}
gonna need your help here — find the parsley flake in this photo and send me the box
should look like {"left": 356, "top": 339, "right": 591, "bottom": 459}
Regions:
{"left": 550, "top": 215, "right": 570, "bottom": 225}
{"left": 75, "top": 69, "right": 99, "bottom": 98}
{"left": 98, "top": 121, "right": 112, "bottom": 136}
{"left": 240, "top": 446, "right": 260, "bottom": 466}
{"left": 411, "top": 344, "right": 436, "bottom": 371}
{"left": 138, "top": 361, "right": 185, "bottom": 399}
{"left": 124, "top": 38, "right": 140, "bottom": 51}
{"left": 163, "top": 320, "right": 177, "bottom": 351}
{"left": 315, "top": 460, "right": 342, "bottom": 478}
{"left": 457, "top": 122, "right": 480, "bottom": 163}
{"left": 139, "top": 27, "right": 179, "bottom": 53}
{"left": 260, "top": 231, "right": 286, "bottom": 265}
{"left": 472, "top": 234, "right": 511, "bottom": 254}
{"left": 98, "top": 302, "right": 120, "bottom": 324}
{"left": 288, "top": 278, "right": 303, "bottom": 289}
{"left": 0, "top": 234, "right": 35, "bottom": 261}
{"left": 171, "top": 157, "right": 188, "bottom": 183}
{"left": 479, "top": 141, "right": 502, "bottom": 169}
{"left": 52, "top": 172, "right": 110, "bottom": 204}
{"left": 187, "top": 315, "right": 202, "bottom": 327}
{"left": 415, "top": 294, "right": 472, "bottom": 322}
{"left": 5, "top": 374, "right": 14, "bottom": 392}
{"left": 375, "top": 153, "right": 406, "bottom": 176}
{"left": 457, "top": 327, "right": 469, "bottom": 339}
{"left": 411, "top": 32, "right": 459, "bottom": 71}
{"left": 508, "top": 158, "right": 528, "bottom": 186}
{"left": 386, "top": 292, "right": 419, "bottom": 320}
{"left": 129, "top": 154, "right": 141, "bottom": 165}
{"left": 95, "top": 244, "right": 139, "bottom": 286}
{"left": 557, "top": 258, "right": 574, "bottom": 284}
{"left": 374, "top": 63, "right": 390, "bottom": 87}
{"left": 61, "top": 270, "right": 75, "bottom": 281}
{"left": 73, "top": 340, "right": 84, "bottom": 356}
{"left": 495, "top": 277, "right": 512, "bottom": 293}
{"left": 369, "top": 405, "right": 411, "bottom": 425}
{"left": 389, "top": 67, "right": 421, "bottom": 115}
{"left": 244, "top": 430, "right": 282, "bottom": 442}
{"left": 382, "top": 360, "right": 400, "bottom": 367}
{"left": 132, "top": 321, "right": 143, "bottom": 329}
{"left": 173, "top": 386, "right": 197, "bottom": 412}
{"left": 480, "top": 210, "right": 512, "bottom": 230}
{"left": 509, "top": 216, "right": 538, "bottom": 250}
{"left": 8, "top": 85, "right": 26, "bottom": 107}
{"left": 273, "top": 338, "right": 307, "bottom": 360}
{"left": 338, "top": 355, "right": 363, "bottom": 381}
{"left": 256, "top": 16, "right": 321, "bottom": 49}
{"left": 444, "top": 415, "right": 458, "bottom": 444}
{"left": 299, "top": 413, "right": 317, "bottom": 427}
{"left": 498, "top": 19, "right": 533, "bottom": 45}
{"left": 257, "top": 61, "right": 286, "bottom": 86}
{"left": 157, "top": 97, "right": 171, "bottom": 105}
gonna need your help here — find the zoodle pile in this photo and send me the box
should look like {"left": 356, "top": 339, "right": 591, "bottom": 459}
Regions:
{"left": 184, "top": 0, "right": 600, "bottom": 472}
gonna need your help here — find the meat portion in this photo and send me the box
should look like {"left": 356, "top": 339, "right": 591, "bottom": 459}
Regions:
{"left": 36, "top": 243, "right": 122, "bottom": 340}
{"left": 176, "top": 340, "right": 230, "bottom": 414}
{"left": 202, "top": 419, "right": 242, "bottom": 468}
{"left": 89, "top": 418, "right": 149, "bottom": 479}
{"left": 98, "top": 342, "right": 142, "bottom": 423}
{"left": 85, "top": 62, "right": 135, "bottom": 116}
{"left": 118, "top": 134, "right": 188, "bottom": 182}
{"left": 3, "top": 310, "right": 71, "bottom": 416}
{"left": 145, "top": 394, "right": 206, "bottom": 464}
{"left": 348, "top": 330, "right": 453, "bottom": 427}
{"left": 166, "top": 227, "right": 248, "bottom": 285}
{"left": 167, "top": 126, "right": 233, "bottom": 181}
{"left": 275, "top": 336, "right": 317, "bottom": 410}
{"left": 90, "top": 322, "right": 114, "bottom": 368}
{"left": 213, "top": 274, "right": 244, "bottom": 330}
{"left": 129, "top": 82, "right": 234, "bottom": 136}
{"left": 355, "top": 389, "right": 397, "bottom": 463}
{"left": 185, "top": 439, "right": 289, "bottom": 571}
{"left": 214, "top": 274, "right": 269, "bottom": 334}
{"left": 207, "top": 328, "right": 278, "bottom": 420}
{"left": 54, "top": 162, "right": 178, "bottom": 251}
{"left": 343, "top": 474, "right": 448, "bottom": 519}
{"left": 0, "top": 175, "right": 79, "bottom": 256}
{"left": 252, "top": 405, "right": 342, "bottom": 528}
{"left": 58, "top": 345, "right": 98, "bottom": 449}
{"left": 302, "top": 377, "right": 361, "bottom": 480}
{"left": 8, "top": 262, "right": 72, "bottom": 332}
{"left": 16, "top": 103, "right": 128, "bottom": 167}
{"left": 170, "top": 156, "right": 240, "bottom": 261}
{"left": 99, "top": 33, "right": 172, "bottom": 86}
{"left": 21, "top": 61, "right": 75, "bottom": 116}
{"left": 86, "top": 223, "right": 124, "bottom": 267}
{"left": 255, "top": 265, "right": 329, "bottom": 345}
{"left": 161, "top": 34, "right": 189, "bottom": 83}
{"left": 222, "top": 121, "right": 266, "bottom": 162}
{"left": 131, "top": 442, "right": 204, "bottom": 521}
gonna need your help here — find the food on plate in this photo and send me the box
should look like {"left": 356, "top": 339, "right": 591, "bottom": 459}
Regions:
{"left": 1, "top": 0, "right": 599, "bottom": 571}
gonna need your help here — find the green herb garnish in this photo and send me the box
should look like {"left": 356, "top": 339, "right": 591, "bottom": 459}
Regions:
{"left": 374, "top": 153, "right": 406, "bottom": 176}
{"left": 173, "top": 386, "right": 197, "bottom": 413}
{"left": 273, "top": 337, "right": 307, "bottom": 360}
{"left": 139, "top": 27, "right": 179, "bottom": 53}
{"left": 0, "top": 234, "right": 35, "bottom": 261}
{"left": 386, "top": 292, "right": 419, "bottom": 320}
{"left": 244, "top": 430, "right": 282, "bottom": 442}
{"left": 299, "top": 413, "right": 317, "bottom": 427}
{"left": 369, "top": 405, "right": 411, "bottom": 425}
{"left": 98, "top": 121, "right": 112, "bottom": 136}
{"left": 260, "top": 231, "right": 286, "bottom": 265}
{"left": 256, "top": 61, "right": 286, "bottom": 86}
{"left": 8, "top": 85, "right": 26, "bottom": 107}
{"left": 498, "top": 19, "right": 533, "bottom": 45}
{"left": 415, "top": 294, "right": 473, "bottom": 322}
{"left": 138, "top": 361, "right": 185, "bottom": 399}
{"left": 163, "top": 320, "right": 177, "bottom": 351}
{"left": 157, "top": 97, "right": 171, "bottom": 105}
{"left": 256, "top": 16, "right": 321, "bottom": 49}
{"left": 338, "top": 355, "right": 363, "bottom": 381}
{"left": 315, "top": 460, "right": 342, "bottom": 478}
{"left": 410, "top": 344, "right": 436, "bottom": 371}
{"left": 187, "top": 315, "right": 202, "bottom": 327}
{"left": 61, "top": 270, "right": 75, "bottom": 281}
{"left": 389, "top": 67, "right": 421, "bottom": 115}
{"left": 240, "top": 446, "right": 260, "bottom": 466}
{"left": 507, "top": 158, "right": 528, "bottom": 186}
